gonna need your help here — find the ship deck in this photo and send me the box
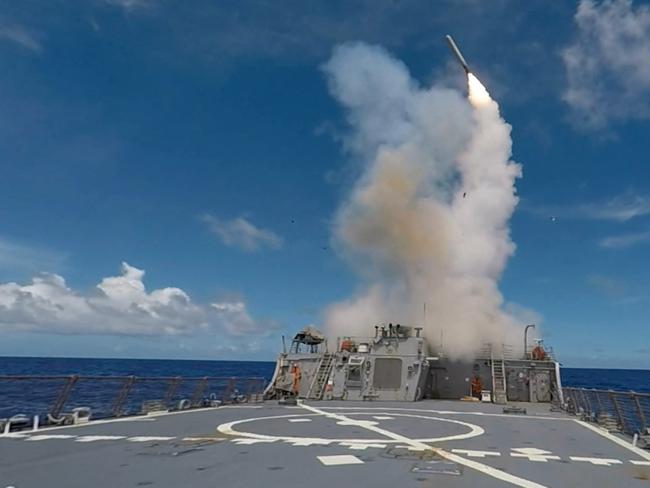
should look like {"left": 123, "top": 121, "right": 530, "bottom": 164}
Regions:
{"left": 2, "top": 400, "right": 649, "bottom": 487}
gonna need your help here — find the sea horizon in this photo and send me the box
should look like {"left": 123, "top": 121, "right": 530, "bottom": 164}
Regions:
{"left": 0, "top": 355, "right": 648, "bottom": 372}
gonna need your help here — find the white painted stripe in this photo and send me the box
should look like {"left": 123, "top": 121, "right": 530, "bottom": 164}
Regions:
{"left": 317, "top": 454, "right": 364, "bottom": 466}
{"left": 0, "top": 433, "right": 28, "bottom": 439}
{"left": 511, "top": 447, "right": 560, "bottom": 462}
{"left": 75, "top": 436, "right": 125, "bottom": 442}
{"left": 127, "top": 436, "right": 175, "bottom": 442}
{"left": 231, "top": 438, "right": 275, "bottom": 445}
{"left": 217, "top": 412, "right": 483, "bottom": 444}
{"left": 630, "top": 460, "right": 650, "bottom": 465}
{"left": 337, "top": 420, "right": 378, "bottom": 426}
{"left": 25, "top": 435, "right": 76, "bottom": 441}
{"left": 288, "top": 418, "right": 312, "bottom": 423}
{"left": 287, "top": 439, "right": 332, "bottom": 446}
{"left": 396, "top": 444, "right": 426, "bottom": 451}
{"left": 570, "top": 456, "right": 622, "bottom": 466}
{"left": 300, "top": 402, "right": 548, "bottom": 488}
{"left": 322, "top": 406, "right": 571, "bottom": 422}
{"left": 372, "top": 416, "right": 394, "bottom": 420}
{"left": 182, "top": 437, "right": 224, "bottom": 442}
{"left": 574, "top": 420, "right": 650, "bottom": 461}
{"left": 339, "top": 442, "right": 386, "bottom": 450}
{"left": 510, "top": 454, "right": 561, "bottom": 462}
{"left": 452, "top": 449, "right": 500, "bottom": 458}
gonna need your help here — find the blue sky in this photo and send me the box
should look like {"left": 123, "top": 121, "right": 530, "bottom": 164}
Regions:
{"left": 0, "top": 0, "right": 649, "bottom": 368}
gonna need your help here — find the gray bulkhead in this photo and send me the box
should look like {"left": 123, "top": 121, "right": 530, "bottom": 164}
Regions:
{"left": 325, "top": 331, "right": 429, "bottom": 401}
{"left": 266, "top": 326, "right": 561, "bottom": 404}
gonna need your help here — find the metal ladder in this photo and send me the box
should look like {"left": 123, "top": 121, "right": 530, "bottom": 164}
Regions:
{"left": 491, "top": 348, "right": 508, "bottom": 404}
{"left": 306, "top": 353, "right": 333, "bottom": 400}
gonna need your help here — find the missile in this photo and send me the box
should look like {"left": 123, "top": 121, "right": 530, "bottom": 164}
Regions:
{"left": 445, "top": 35, "right": 470, "bottom": 74}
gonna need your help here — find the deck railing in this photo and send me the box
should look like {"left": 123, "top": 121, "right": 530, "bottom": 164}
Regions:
{"left": 562, "top": 387, "right": 649, "bottom": 438}
{"left": 0, "top": 375, "right": 266, "bottom": 425}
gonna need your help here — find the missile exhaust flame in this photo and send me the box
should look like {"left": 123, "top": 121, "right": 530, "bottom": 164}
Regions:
{"left": 468, "top": 73, "right": 491, "bottom": 106}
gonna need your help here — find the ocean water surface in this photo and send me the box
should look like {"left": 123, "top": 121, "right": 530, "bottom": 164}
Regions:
{"left": 0, "top": 356, "right": 648, "bottom": 419}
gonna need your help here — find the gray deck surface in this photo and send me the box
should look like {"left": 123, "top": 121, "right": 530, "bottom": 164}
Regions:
{"left": 1, "top": 400, "right": 649, "bottom": 487}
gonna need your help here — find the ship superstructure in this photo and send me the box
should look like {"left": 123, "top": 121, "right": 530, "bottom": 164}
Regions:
{"left": 266, "top": 325, "right": 562, "bottom": 405}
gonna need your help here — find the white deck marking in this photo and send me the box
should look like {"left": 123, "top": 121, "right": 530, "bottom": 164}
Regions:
{"left": 288, "top": 418, "right": 312, "bottom": 423}
{"left": 75, "top": 435, "right": 125, "bottom": 442}
{"left": 569, "top": 457, "right": 622, "bottom": 466}
{"left": 300, "top": 402, "right": 548, "bottom": 488}
{"left": 372, "top": 416, "right": 394, "bottom": 420}
{"left": 182, "top": 437, "right": 225, "bottom": 442}
{"left": 322, "top": 406, "right": 570, "bottom": 421}
{"left": 339, "top": 442, "right": 386, "bottom": 450}
{"left": 287, "top": 439, "right": 332, "bottom": 446}
{"left": 217, "top": 412, "right": 483, "bottom": 444}
{"left": 317, "top": 454, "right": 364, "bottom": 466}
{"left": 510, "top": 448, "right": 560, "bottom": 462}
{"left": 452, "top": 449, "right": 501, "bottom": 458}
{"left": 25, "top": 435, "right": 76, "bottom": 441}
{"left": 0, "top": 433, "right": 28, "bottom": 439}
{"left": 231, "top": 438, "right": 275, "bottom": 445}
{"left": 336, "top": 420, "right": 378, "bottom": 426}
{"left": 574, "top": 420, "right": 650, "bottom": 461}
{"left": 127, "top": 436, "right": 175, "bottom": 442}
{"left": 630, "top": 460, "right": 650, "bottom": 465}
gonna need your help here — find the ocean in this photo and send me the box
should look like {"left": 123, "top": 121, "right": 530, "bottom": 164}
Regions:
{"left": 0, "top": 357, "right": 648, "bottom": 419}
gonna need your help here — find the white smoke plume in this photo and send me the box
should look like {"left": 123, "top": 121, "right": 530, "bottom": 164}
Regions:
{"left": 322, "top": 43, "right": 523, "bottom": 358}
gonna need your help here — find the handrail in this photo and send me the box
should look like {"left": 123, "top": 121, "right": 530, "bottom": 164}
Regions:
{"left": 0, "top": 374, "right": 267, "bottom": 426}
{"left": 561, "top": 387, "right": 650, "bottom": 439}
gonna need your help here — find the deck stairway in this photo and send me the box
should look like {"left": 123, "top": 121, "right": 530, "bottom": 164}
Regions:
{"left": 306, "top": 353, "right": 334, "bottom": 400}
{"left": 491, "top": 349, "right": 508, "bottom": 404}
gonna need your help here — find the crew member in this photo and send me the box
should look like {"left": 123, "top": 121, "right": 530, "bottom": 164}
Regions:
{"left": 290, "top": 363, "right": 302, "bottom": 397}
{"left": 471, "top": 375, "right": 482, "bottom": 398}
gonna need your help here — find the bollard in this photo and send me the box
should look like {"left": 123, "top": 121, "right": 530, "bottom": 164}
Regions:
{"left": 33, "top": 415, "right": 39, "bottom": 431}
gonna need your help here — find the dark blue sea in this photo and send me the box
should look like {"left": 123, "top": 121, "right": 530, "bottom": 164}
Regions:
{"left": 0, "top": 357, "right": 648, "bottom": 419}
{"left": 0, "top": 357, "right": 276, "bottom": 420}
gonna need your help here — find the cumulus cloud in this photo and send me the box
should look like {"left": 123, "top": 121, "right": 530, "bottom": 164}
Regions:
{"left": 0, "top": 24, "right": 41, "bottom": 52}
{"left": 201, "top": 214, "right": 283, "bottom": 252}
{"left": 0, "top": 262, "right": 270, "bottom": 336}
{"left": 562, "top": 0, "right": 650, "bottom": 128}
{"left": 599, "top": 229, "right": 650, "bottom": 248}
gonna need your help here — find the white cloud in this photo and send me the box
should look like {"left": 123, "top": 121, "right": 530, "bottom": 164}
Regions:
{"left": 0, "top": 262, "right": 270, "bottom": 336}
{"left": 0, "top": 237, "right": 66, "bottom": 274}
{"left": 529, "top": 192, "right": 650, "bottom": 222}
{"left": 562, "top": 0, "right": 650, "bottom": 128}
{"left": 201, "top": 214, "right": 283, "bottom": 252}
{"left": 0, "top": 24, "right": 41, "bottom": 52}
{"left": 575, "top": 193, "right": 650, "bottom": 221}
{"left": 599, "top": 229, "right": 650, "bottom": 248}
